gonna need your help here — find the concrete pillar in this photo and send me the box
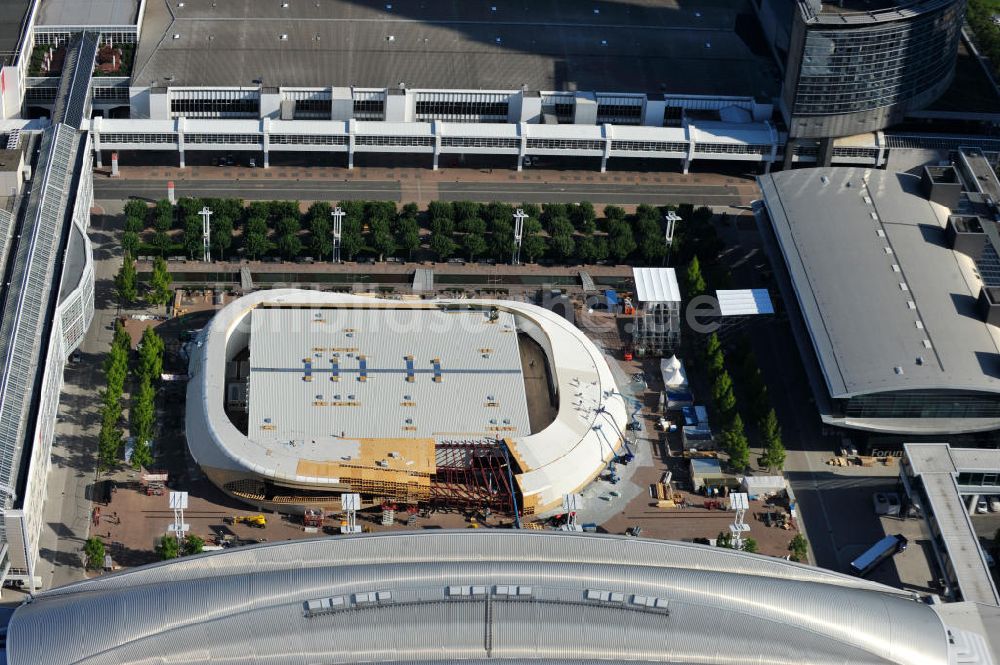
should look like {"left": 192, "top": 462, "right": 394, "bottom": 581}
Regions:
{"left": 641, "top": 94, "right": 666, "bottom": 127}
{"left": 177, "top": 117, "right": 186, "bottom": 169}
{"left": 110, "top": 151, "right": 119, "bottom": 177}
{"left": 331, "top": 87, "right": 353, "bottom": 121}
{"left": 601, "top": 123, "right": 612, "bottom": 173}
{"left": 432, "top": 120, "right": 441, "bottom": 171}
{"left": 684, "top": 120, "right": 695, "bottom": 175}
{"left": 259, "top": 88, "right": 281, "bottom": 119}
{"left": 517, "top": 122, "right": 527, "bottom": 172}
{"left": 385, "top": 87, "right": 410, "bottom": 122}
{"left": 262, "top": 117, "right": 270, "bottom": 168}
{"left": 508, "top": 90, "right": 541, "bottom": 124}
{"left": 167, "top": 180, "right": 175, "bottom": 204}
{"left": 347, "top": 118, "right": 356, "bottom": 170}
{"left": 92, "top": 116, "right": 103, "bottom": 167}
{"left": 968, "top": 494, "right": 980, "bottom": 515}
{"left": 573, "top": 92, "right": 598, "bottom": 125}
{"left": 94, "top": 150, "right": 102, "bottom": 169}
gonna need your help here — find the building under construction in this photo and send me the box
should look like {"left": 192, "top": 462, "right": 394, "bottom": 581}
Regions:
{"left": 186, "top": 290, "right": 629, "bottom": 517}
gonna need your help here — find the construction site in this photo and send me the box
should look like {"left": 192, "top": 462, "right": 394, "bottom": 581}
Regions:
{"left": 185, "top": 288, "right": 631, "bottom": 521}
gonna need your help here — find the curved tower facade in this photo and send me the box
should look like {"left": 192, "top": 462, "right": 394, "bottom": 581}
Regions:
{"left": 782, "top": 0, "right": 966, "bottom": 139}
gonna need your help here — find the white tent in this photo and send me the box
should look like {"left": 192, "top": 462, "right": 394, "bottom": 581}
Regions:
{"left": 740, "top": 476, "right": 786, "bottom": 497}
{"left": 661, "top": 355, "right": 688, "bottom": 389}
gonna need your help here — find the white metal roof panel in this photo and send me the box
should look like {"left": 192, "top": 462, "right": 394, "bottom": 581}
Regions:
{"left": 632, "top": 267, "right": 681, "bottom": 303}
{"left": 690, "top": 120, "right": 774, "bottom": 145}
{"left": 716, "top": 289, "right": 774, "bottom": 316}
{"left": 247, "top": 307, "right": 530, "bottom": 448}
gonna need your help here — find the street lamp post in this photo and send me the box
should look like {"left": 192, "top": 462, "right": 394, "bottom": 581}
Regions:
{"left": 331, "top": 206, "right": 345, "bottom": 263}
{"left": 512, "top": 208, "right": 527, "bottom": 265}
{"left": 663, "top": 210, "right": 681, "bottom": 266}
{"left": 199, "top": 206, "right": 213, "bottom": 262}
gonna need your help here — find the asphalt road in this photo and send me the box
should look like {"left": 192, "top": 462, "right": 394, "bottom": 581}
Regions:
{"left": 93, "top": 179, "right": 751, "bottom": 206}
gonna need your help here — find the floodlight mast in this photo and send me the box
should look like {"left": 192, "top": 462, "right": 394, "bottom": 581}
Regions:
{"left": 331, "top": 206, "right": 345, "bottom": 263}
{"left": 664, "top": 210, "right": 681, "bottom": 266}
{"left": 512, "top": 208, "right": 527, "bottom": 265}
{"left": 199, "top": 207, "right": 213, "bottom": 262}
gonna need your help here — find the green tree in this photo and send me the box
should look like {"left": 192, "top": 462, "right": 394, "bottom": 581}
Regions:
{"left": 340, "top": 201, "right": 365, "bottom": 261}
{"left": 706, "top": 348, "right": 725, "bottom": 379}
{"left": 210, "top": 213, "right": 234, "bottom": 260}
{"left": 152, "top": 230, "right": 171, "bottom": 256}
{"left": 147, "top": 256, "right": 173, "bottom": 306}
{"left": 370, "top": 217, "right": 396, "bottom": 261}
{"left": 549, "top": 233, "right": 576, "bottom": 263}
{"left": 759, "top": 408, "right": 786, "bottom": 472}
{"left": 124, "top": 199, "right": 148, "bottom": 225}
{"left": 244, "top": 216, "right": 271, "bottom": 260}
{"left": 307, "top": 202, "right": 332, "bottom": 259}
{"left": 138, "top": 326, "right": 164, "bottom": 382}
{"left": 131, "top": 436, "right": 153, "bottom": 471}
{"left": 183, "top": 534, "right": 205, "bottom": 556}
{"left": 490, "top": 219, "right": 515, "bottom": 263}
{"left": 603, "top": 205, "right": 627, "bottom": 229}
{"left": 122, "top": 230, "right": 140, "bottom": 257}
{"left": 183, "top": 214, "right": 203, "bottom": 259}
{"left": 721, "top": 414, "right": 750, "bottom": 472}
{"left": 686, "top": 255, "right": 707, "bottom": 298}
{"left": 576, "top": 235, "right": 600, "bottom": 264}
{"left": 712, "top": 370, "right": 736, "bottom": 419}
{"left": 114, "top": 254, "right": 137, "bottom": 305}
{"left": 430, "top": 232, "right": 458, "bottom": 260}
{"left": 789, "top": 533, "right": 809, "bottom": 562}
{"left": 427, "top": 201, "right": 454, "bottom": 227}
{"left": 84, "top": 537, "right": 106, "bottom": 570}
{"left": 154, "top": 199, "right": 173, "bottom": 232}
{"left": 396, "top": 216, "right": 421, "bottom": 259}
{"left": 705, "top": 331, "right": 722, "bottom": 357}
{"left": 716, "top": 530, "right": 734, "bottom": 549}
{"left": 463, "top": 232, "right": 487, "bottom": 261}
{"left": 156, "top": 536, "right": 179, "bottom": 560}
{"left": 522, "top": 234, "right": 548, "bottom": 264}
{"left": 98, "top": 421, "right": 123, "bottom": 471}
{"left": 607, "top": 221, "right": 636, "bottom": 263}
{"left": 571, "top": 201, "right": 597, "bottom": 234}
{"left": 742, "top": 537, "right": 759, "bottom": 554}
{"left": 278, "top": 232, "right": 303, "bottom": 260}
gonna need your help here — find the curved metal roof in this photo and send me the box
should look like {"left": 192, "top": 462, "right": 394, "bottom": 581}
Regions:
{"left": 185, "top": 290, "right": 628, "bottom": 511}
{"left": 7, "top": 531, "right": 948, "bottom": 665}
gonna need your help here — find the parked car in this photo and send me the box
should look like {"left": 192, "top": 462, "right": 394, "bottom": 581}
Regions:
{"left": 989, "top": 496, "right": 1000, "bottom": 512}
{"left": 873, "top": 492, "right": 901, "bottom": 516}
{"left": 976, "top": 498, "right": 989, "bottom": 514}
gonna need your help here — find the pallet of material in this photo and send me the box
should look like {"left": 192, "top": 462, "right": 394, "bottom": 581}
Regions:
{"left": 651, "top": 482, "right": 671, "bottom": 500}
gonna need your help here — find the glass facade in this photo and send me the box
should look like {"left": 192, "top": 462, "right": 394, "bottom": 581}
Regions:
{"left": 844, "top": 390, "right": 1000, "bottom": 419}
{"left": 788, "top": 0, "right": 965, "bottom": 137}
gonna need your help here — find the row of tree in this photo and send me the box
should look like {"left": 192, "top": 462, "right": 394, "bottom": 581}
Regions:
{"left": 676, "top": 207, "right": 785, "bottom": 473}
{"left": 115, "top": 254, "right": 173, "bottom": 307}
{"left": 123, "top": 197, "right": 706, "bottom": 266}
{"left": 128, "top": 326, "right": 164, "bottom": 471}
{"left": 969, "top": 0, "right": 1000, "bottom": 79}
{"left": 97, "top": 323, "right": 132, "bottom": 472}
{"left": 97, "top": 323, "right": 166, "bottom": 471}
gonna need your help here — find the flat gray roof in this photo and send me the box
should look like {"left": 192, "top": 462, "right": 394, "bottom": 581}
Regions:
{"left": 37, "top": 0, "right": 138, "bottom": 26}
{"left": 132, "top": 0, "right": 780, "bottom": 94}
{"left": 0, "top": 0, "right": 31, "bottom": 67}
{"left": 247, "top": 306, "right": 530, "bottom": 450}
{"left": 904, "top": 443, "right": 1000, "bottom": 607}
{"left": 760, "top": 167, "right": 1000, "bottom": 398}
